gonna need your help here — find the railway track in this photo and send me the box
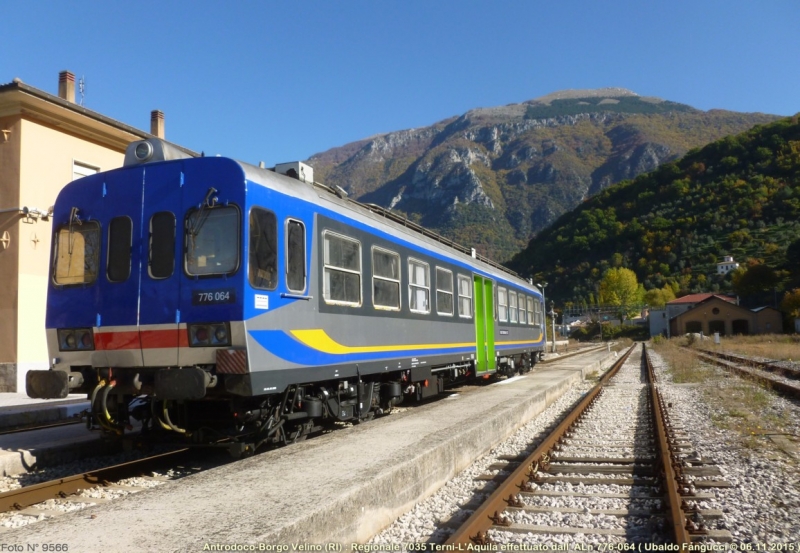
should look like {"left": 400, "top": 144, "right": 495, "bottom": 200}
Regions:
{"left": 692, "top": 348, "right": 800, "bottom": 399}
{"left": 0, "top": 448, "right": 215, "bottom": 527}
{"left": 444, "top": 343, "right": 733, "bottom": 546}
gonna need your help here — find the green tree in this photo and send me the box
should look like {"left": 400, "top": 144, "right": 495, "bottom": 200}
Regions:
{"left": 780, "top": 289, "right": 800, "bottom": 318}
{"left": 731, "top": 264, "right": 779, "bottom": 297}
{"left": 599, "top": 267, "right": 643, "bottom": 323}
{"left": 644, "top": 285, "right": 677, "bottom": 308}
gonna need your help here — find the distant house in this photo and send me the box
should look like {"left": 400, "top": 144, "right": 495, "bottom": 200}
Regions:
{"left": 717, "top": 256, "right": 739, "bottom": 275}
{"left": 652, "top": 293, "right": 782, "bottom": 337}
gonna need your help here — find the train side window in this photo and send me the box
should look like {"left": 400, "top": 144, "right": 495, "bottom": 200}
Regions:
{"left": 519, "top": 295, "right": 528, "bottom": 324}
{"left": 408, "top": 258, "right": 430, "bottom": 314}
{"left": 323, "top": 231, "right": 361, "bottom": 306}
{"left": 248, "top": 208, "right": 277, "bottom": 289}
{"left": 149, "top": 212, "right": 175, "bottom": 279}
{"left": 497, "top": 287, "right": 508, "bottom": 322}
{"left": 457, "top": 274, "right": 472, "bottom": 318}
{"left": 435, "top": 267, "right": 454, "bottom": 316}
{"left": 107, "top": 216, "right": 132, "bottom": 282}
{"left": 187, "top": 205, "right": 240, "bottom": 276}
{"left": 527, "top": 296, "right": 535, "bottom": 325}
{"left": 372, "top": 247, "right": 400, "bottom": 310}
{"left": 286, "top": 219, "right": 306, "bottom": 292}
{"left": 53, "top": 221, "right": 101, "bottom": 285}
{"left": 509, "top": 291, "right": 518, "bottom": 323}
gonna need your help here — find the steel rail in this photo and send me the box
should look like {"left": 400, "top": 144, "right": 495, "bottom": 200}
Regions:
{"left": 444, "top": 343, "right": 636, "bottom": 545}
{"left": 697, "top": 348, "right": 800, "bottom": 379}
{"left": 0, "top": 448, "right": 190, "bottom": 513}
{"left": 644, "top": 344, "right": 691, "bottom": 548}
{"left": 0, "top": 418, "right": 83, "bottom": 436}
{"left": 692, "top": 349, "right": 800, "bottom": 399}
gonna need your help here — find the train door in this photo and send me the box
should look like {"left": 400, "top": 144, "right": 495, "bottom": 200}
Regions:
{"left": 473, "top": 275, "right": 496, "bottom": 374}
{"left": 138, "top": 163, "right": 186, "bottom": 367}
{"left": 85, "top": 169, "right": 146, "bottom": 368}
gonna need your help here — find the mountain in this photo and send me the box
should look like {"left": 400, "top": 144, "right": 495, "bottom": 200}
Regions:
{"left": 505, "top": 116, "right": 800, "bottom": 306}
{"left": 308, "top": 88, "right": 778, "bottom": 261}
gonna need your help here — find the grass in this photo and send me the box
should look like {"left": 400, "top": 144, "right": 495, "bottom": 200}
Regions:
{"left": 694, "top": 334, "right": 800, "bottom": 362}
{"left": 650, "top": 337, "right": 792, "bottom": 452}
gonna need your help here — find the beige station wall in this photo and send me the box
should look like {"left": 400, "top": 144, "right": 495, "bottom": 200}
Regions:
{"left": 0, "top": 115, "right": 22, "bottom": 391}
{"left": 15, "top": 118, "right": 124, "bottom": 390}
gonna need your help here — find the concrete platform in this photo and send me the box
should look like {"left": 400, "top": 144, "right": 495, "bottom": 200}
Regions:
{"left": 0, "top": 349, "right": 617, "bottom": 550}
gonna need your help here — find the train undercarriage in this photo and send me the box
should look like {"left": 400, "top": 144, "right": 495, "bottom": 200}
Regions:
{"left": 65, "top": 352, "right": 539, "bottom": 457}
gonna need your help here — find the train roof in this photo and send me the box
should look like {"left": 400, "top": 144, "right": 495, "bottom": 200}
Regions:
{"left": 123, "top": 138, "right": 539, "bottom": 293}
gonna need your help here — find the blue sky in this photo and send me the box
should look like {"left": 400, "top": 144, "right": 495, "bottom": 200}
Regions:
{"left": 3, "top": 1, "right": 798, "bottom": 167}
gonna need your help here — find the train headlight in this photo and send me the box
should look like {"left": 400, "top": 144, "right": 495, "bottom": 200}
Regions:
{"left": 58, "top": 328, "right": 95, "bottom": 351}
{"left": 188, "top": 323, "right": 230, "bottom": 347}
{"left": 134, "top": 141, "right": 153, "bottom": 162}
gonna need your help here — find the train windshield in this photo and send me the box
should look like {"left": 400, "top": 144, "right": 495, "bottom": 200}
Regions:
{"left": 185, "top": 206, "right": 239, "bottom": 275}
{"left": 53, "top": 222, "right": 101, "bottom": 285}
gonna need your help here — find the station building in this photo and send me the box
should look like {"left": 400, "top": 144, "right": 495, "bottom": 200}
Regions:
{"left": 0, "top": 71, "right": 190, "bottom": 392}
{"left": 649, "top": 293, "right": 782, "bottom": 338}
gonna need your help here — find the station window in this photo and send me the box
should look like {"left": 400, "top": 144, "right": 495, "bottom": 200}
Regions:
{"left": 72, "top": 161, "right": 99, "bottom": 181}
{"left": 408, "top": 258, "right": 430, "bottom": 313}
{"left": 186, "top": 205, "right": 239, "bottom": 276}
{"left": 457, "top": 274, "right": 472, "bottom": 318}
{"left": 149, "top": 212, "right": 175, "bottom": 279}
{"left": 497, "top": 287, "right": 508, "bottom": 322}
{"left": 527, "top": 296, "right": 535, "bottom": 325}
{"left": 323, "top": 231, "right": 361, "bottom": 306}
{"left": 509, "top": 291, "right": 518, "bottom": 323}
{"left": 436, "top": 267, "right": 454, "bottom": 316}
{"left": 248, "top": 208, "right": 277, "bottom": 289}
{"left": 286, "top": 219, "right": 306, "bottom": 292}
{"left": 372, "top": 247, "right": 400, "bottom": 310}
{"left": 53, "top": 221, "right": 100, "bottom": 285}
{"left": 519, "top": 295, "right": 528, "bottom": 324}
{"left": 107, "top": 216, "right": 132, "bottom": 282}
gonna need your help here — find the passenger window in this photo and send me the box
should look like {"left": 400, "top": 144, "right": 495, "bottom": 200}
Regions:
{"left": 372, "top": 247, "right": 400, "bottom": 310}
{"left": 497, "top": 287, "right": 508, "bottom": 322}
{"left": 248, "top": 208, "right": 277, "bottom": 289}
{"left": 457, "top": 274, "right": 472, "bottom": 318}
{"left": 186, "top": 206, "right": 239, "bottom": 276}
{"left": 519, "top": 295, "right": 527, "bottom": 324}
{"left": 436, "top": 267, "right": 454, "bottom": 316}
{"left": 408, "top": 258, "right": 430, "bottom": 313}
{"left": 107, "top": 216, "right": 132, "bottom": 282}
{"left": 323, "top": 231, "right": 361, "bottom": 305}
{"left": 527, "top": 296, "right": 535, "bottom": 325}
{"left": 286, "top": 219, "right": 306, "bottom": 292}
{"left": 509, "top": 291, "right": 518, "bottom": 323}
{"left": 149, "top": 212, "right": 175, "bottom": 279}
{"left": 53, "top": 221, "right": 100, "bottom": 285}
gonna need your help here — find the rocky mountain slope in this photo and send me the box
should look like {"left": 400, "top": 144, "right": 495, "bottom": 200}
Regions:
{"left": 308, "top": 89, "right": 778, "bottom": 261}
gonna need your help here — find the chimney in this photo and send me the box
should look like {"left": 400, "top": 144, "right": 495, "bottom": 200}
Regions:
{"left": 150, "top": 110, "right": 165, "bottom": 138}
{"left": 58, "top": 71, "right": 75, "bottom": 103}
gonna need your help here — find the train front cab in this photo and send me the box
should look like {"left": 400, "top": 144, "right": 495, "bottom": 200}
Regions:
{"left": 29, "top": 154, "right": 248, "bottom": 414}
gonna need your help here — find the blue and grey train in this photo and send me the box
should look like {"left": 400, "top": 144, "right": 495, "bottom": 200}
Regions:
{"left": 26, "top": 137, "right": 547, "bottom": 450}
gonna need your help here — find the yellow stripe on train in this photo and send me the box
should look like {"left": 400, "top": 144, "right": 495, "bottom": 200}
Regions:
{"left": 289, "top": 329, "right": 538, "bottom": 355}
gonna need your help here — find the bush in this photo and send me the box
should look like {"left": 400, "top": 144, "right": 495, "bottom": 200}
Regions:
{"left": 569, "top": 322, "right": 649, "bottom": 342}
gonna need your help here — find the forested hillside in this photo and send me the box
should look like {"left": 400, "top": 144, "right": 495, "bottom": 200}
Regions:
{"left": 507, "top": 117, "right": 800, "bottom": 307}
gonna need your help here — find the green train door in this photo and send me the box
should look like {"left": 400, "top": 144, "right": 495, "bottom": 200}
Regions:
{"left": 473, "top": 275, "right": 496, "bottom": 374}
